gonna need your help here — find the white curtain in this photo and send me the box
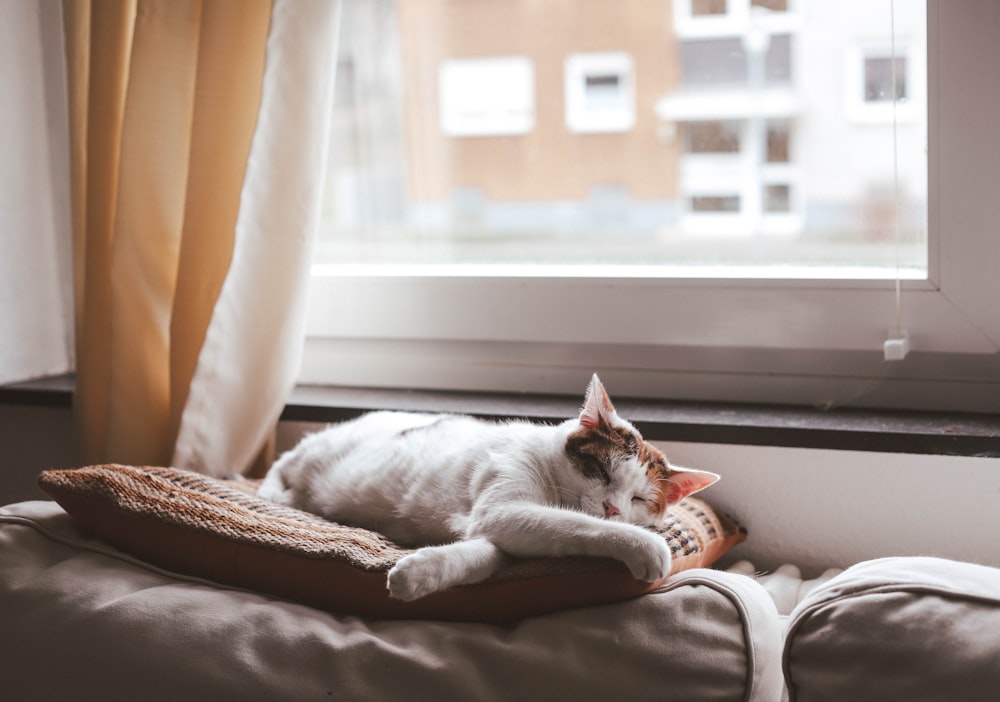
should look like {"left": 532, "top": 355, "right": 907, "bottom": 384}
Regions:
{"left": 0, "top": 2, "right": 74, "bottom": 385}
{"left": 172, "top": 1, "right": 340, "bottom": 475}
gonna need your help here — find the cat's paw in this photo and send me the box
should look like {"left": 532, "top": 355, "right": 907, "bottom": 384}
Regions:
{"left": 387, "top": 549, "right": 448, "bottom": 601}
{"left": 619, "top": 529, "right": 672, "bottom": 583}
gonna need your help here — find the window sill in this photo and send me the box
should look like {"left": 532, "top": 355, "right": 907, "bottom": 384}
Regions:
{"left": 284, "top": 385, "right": 1000, "bottom": 458}
{"left": 3, "top": 376, "right": 998, "bottom": 458}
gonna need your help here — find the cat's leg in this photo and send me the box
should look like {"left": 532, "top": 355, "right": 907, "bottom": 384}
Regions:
{"left": 256, "top": 460, "right": 289, "bottom": 503}
{"left": 387, "top": 537, "right": 507, "bottom": 601}
{"left": 472, "top": 502, "right": 672, "bottom": 583}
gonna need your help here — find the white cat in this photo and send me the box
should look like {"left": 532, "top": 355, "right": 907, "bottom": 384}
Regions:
{"left": 258, "top": 375, "right": 719, "bottom": 601}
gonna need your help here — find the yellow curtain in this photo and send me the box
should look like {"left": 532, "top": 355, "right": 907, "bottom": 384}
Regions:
{"left": 63, "top": 0, "right": 338, "bottom": 474}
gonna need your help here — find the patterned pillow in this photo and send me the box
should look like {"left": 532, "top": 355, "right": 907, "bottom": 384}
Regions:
{"left": 38, "top": 465, "right": 746, "bottom": 623}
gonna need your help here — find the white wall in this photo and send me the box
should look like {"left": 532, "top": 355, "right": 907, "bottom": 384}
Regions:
{"left": 659, "top": 440, "right": 1000, "bottom": 576}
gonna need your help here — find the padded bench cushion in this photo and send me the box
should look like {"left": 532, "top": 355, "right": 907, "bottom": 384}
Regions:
{"left": 783, "top": 556, "right": 1000, "bottom": 702}
{"left": 0, "top": 500, "right": 783, "bottom": 702}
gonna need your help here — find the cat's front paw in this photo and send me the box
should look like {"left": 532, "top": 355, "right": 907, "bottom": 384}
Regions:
{"left": 619, "top": 529, "right": 672, "bottom": 583}
{"left": 387, "top": 549, "right": 447, "bottom": 601}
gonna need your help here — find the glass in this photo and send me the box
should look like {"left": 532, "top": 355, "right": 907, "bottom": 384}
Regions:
{"left": 316, "top": 0, "right": 927, "bottom": 275}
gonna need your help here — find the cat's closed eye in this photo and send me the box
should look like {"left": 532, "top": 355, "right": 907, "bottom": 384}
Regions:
{"left": 631, "top": 496, "right": 646, "bottom": 504}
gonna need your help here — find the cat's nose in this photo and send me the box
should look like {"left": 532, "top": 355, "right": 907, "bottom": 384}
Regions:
{"left": 603, "top": 500, "right": 620, "bottom": 518}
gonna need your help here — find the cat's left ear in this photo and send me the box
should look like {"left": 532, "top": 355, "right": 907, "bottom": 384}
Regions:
{"left": 579, "top": 374, "right": 618, "bottom": 431}
{"left": 662, "top": 467, "right": 720, "bottom": 505}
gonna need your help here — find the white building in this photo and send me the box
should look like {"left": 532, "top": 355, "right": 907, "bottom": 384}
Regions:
{"left": 656, "top": 0, "right": 927, "bottom": 243}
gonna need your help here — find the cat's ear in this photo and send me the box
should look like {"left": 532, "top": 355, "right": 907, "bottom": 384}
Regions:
{"left": 579, "top": 374, "right": 618, "bottom": 431}
{"left": 661, "top": 467, "right": 720, "bottom": 505}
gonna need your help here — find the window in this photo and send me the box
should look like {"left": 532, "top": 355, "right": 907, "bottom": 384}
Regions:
{"left": 305, "top": 1, "right": 1000, "bottom": 414}
{"left": 692, "top": 0, "right": 728, "bottom": 17}
{"left": 564, "top": 52, "right": 636, "bottom": 133}
{"left": 845, "top": 44, "right": 918, "bottom": 123}
{"left": 439, "top": 57, "right": 535, "bottom": 136}
{"left": 865, "top": 56, "right": 907, "bottom": 102}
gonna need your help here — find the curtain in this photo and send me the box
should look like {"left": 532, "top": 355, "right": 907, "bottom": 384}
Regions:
{"left": 63, "top": 0, "right": 339, "bottom": 476}
{"left": 0, "top": 2, "right": 74, "bottom": 385}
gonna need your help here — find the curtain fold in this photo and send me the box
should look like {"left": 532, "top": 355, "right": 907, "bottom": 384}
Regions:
{"left": 64, "top": 0, "right": 339, "bottom": 475}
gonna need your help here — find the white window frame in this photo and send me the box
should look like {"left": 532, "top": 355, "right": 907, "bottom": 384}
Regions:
{"left": 678, "top": 119, "right": 803, "bottom": 236}
{"left": 302, "top": 1, "right": 1000, "bottom": 414}
{"left": 844, "top": 42, "right": 919, "bottom": 124}
{"left": 674, "top": 0, "right": 800, "bottom": 39}
{"left": 564, "top": 52, "right": 636, "bottom": 134}
{"left": 438, "top": 56, "right": 535, "bottom": 137}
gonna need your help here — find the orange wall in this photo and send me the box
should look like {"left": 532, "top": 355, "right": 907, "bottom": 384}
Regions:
{"left": 398, "top": 0, "right": 680, "bottom": 202}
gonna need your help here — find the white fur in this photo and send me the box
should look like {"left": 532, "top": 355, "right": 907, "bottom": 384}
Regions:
{"left": 258, "top": 377, "right": 717, "bottom": 601}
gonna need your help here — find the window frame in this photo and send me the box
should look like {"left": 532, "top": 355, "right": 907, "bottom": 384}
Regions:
{"left": 438, "top": 56, "right": 535, "bottom": 137}
{"left": 563, "top": 52, "right": 636, "bottom": 134}
{"left": 301, "top": 0, "right": 1000, "bottom": 414}
{"left": 844, "top": 42, "right": 919, "bottom": 124}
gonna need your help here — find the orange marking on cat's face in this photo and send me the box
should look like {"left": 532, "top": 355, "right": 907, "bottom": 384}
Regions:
{"left": 637, "top": 441, "right": 674, "bottom": 518}
{"left": 566, "top": 423, "right": 672, "bottom": 522}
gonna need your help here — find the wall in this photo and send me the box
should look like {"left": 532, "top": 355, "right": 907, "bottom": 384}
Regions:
{"left": 0, "top": 405, "right": 75, "bottom": 504}
{"left": 658, "top": 440, "right": 1000, "bottom": 576}
{"left": 398, "top": 0, "right": 679, "bottom": 202}
{"left": 5, "top": 407, "right": 998, "bottom": 579}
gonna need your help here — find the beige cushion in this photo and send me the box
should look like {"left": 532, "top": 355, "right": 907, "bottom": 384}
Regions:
{"left": 784, "top": 556, "right": 1000, "bottom": 702}
{"left": 0, "top": 499, "right": 783, "bottom": 702}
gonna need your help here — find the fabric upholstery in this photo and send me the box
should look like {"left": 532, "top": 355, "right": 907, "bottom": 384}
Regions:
{"left": 0, "top": 499, "right": 783, "bottom": 702}
{"left": 783, "top": 556, "right": 1000, "bottom": 702}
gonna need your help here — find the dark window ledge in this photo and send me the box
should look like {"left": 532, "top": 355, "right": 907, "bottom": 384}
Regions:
{"left": 284, "top": 385, "right": 1000, "bottom": 458}
{"left": 4, "top": 376, "right": 1000, "bottom": 458}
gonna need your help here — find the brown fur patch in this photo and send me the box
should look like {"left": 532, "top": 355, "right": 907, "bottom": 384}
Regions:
{"left": 566, "top": 425, "right": 674, "bottom": 519}
{"left": 638, "top": 442, "right": 674, "bottom": 517}
{"left": 565, "top": 424, "right": 636, "bottom": 482}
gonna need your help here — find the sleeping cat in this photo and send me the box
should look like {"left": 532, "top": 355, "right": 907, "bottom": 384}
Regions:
{"left": 257, "top": 375, "right": 719, "bottom": 601}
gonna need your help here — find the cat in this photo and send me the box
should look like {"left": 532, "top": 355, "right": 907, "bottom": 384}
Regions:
{"left": 257, "top": 374, "right": 719, "bottom": 601}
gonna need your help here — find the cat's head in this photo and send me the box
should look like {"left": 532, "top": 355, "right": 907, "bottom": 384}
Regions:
{"left": 564, "top": 374, "right": 719, "bottom": 527}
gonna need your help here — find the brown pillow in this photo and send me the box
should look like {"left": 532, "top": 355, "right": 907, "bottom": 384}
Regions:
{"left": 38, "top": 465, "right": 746, "bottom": 623}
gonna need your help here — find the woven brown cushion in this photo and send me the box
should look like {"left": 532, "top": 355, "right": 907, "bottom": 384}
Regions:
{"left": 38, "top": 464, "right": 747, "bottom": 623}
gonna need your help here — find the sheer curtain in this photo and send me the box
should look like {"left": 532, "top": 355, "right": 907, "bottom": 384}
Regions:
{"left": 63, "top": 0, "right": 339, "bottom": 476}
{"left": 0, "top": 2, "right": 74, "bottom": 385}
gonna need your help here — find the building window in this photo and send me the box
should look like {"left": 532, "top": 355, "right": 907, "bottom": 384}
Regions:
{"left": 751, "top": 0, "right": 788, "bottom": 11}
{"left": 675, "top": 0, "right": 797, "bottom": 38}
{"left": 845, "top": 44, "right": 917, "bottom": 124}
{"left": 564, "top": 52, "right": 635, "bottom": 133}
{"left": 764, "top": 183, "right": 791, "bottom": 213}
{"left": 692, "top": 0, "right": 729, "bottom": 17}
{"left": 678, "top": 34, "right": 792, "bottom": 88}
{"left": 685, "top": 120, "right": 742, "bottom": 153}
{"left": 691, "top": 194, "right": 741, "bottom": 213}
{"left": 766, "top": 122, "right": 790, "bottom": 162}
{"left": 438, "top": 56, "right": 535, "bottom": 137}
{"left": 864, "top": 55, "right": 907, "bottom": 103}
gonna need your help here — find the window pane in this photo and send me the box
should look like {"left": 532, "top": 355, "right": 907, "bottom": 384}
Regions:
{"left": 764, "top": 184, "right": 791, "bottom": 213}
{"left": 316, "top": 0, "right": 927, "bottom": 274}
{"left": 864, "top": 56, "right": 907, "bottom": 102}
{"left": 692, "top": 0, "right": 729, "bottom": 17}
{"left": 692, "top": 195, "right": 741, "bottom": 213}
{"left": 751, "top": 0, "right": 788, "bottom": 11}
{"left": 686, "top": 121, "right": 742, "bottom": 153}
